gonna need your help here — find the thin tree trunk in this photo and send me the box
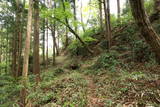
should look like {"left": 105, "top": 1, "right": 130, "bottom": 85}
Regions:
{"left": 5, "top": 24, "right": 9, "bottom": 72}
{"left": 61, "top": 0, "right": 93, "bottom": 54}
{"left": 16, "top": 0, "right": 22, "bottom": 77}
{"left": 46, "top": 21, "right": 49, "bottom": 67}
{"left": 33, "top": 0, "right": 40, "bottom": 83}
{"left": 80, "top": 0, "right": 85, "bottom": 32}
{"left": 17, "top": 13, "right": 23, "bottom": 77}
{"left": 0, "top": 29, "right": 2, "bottom": 72}
{"left": 12, "top": 30, "right": 17, "bottom": 77}
{"left": 11, "top": 0, "right": 24, "bottom": 77}
{"left": 98, "top": 0, "right": 103, "bottom": 30}
{"left": 42, "top": 20, "right": 46, "bottom": 67}
{"left": 117, "top": 0, "right": 120, "bottom": 19}
{"left": 55, "top": 36, "right": 59, "bottom": 56}
{"left": 51, "top": 24, "right": 56, "bottom": 65}
{"left": 73, "top": 0, "right": 78, "bottom": 33}
{"left": 65, "top": 27, "right": 69, "bottom": 49}
{"left": 57, "top": 26, "right": 60, "bottom": 52}
{"left": 103, "top": 0, "right": 112, "bottom": 50}
{"left": 20, "top": 0, "right": 33, "bottom": 105}
{"left": 129, "top": 0, "right": 160, "bottom": 63}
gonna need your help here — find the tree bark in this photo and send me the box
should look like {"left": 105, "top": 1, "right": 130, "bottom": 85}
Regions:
{"left": 46, "top": 21, "right": 49, "bottom": 67}
{"left": 11, "top": 0, "right": 24, "bottom": 78}
{"left": 81, "top": 0, "right": 86, "bottom": 32}
{"left": 98, "top": 0, "right": 103, "bottom": 30}
{"left": 20, "top": 0, "right": 33, "bottom": 105}
{"left": 65, "top": 26, "right": 69, "bottom": 49}
{"left": 73, "top": 0, "right": 78, "bottom": 33}
{"left": 33, "top": 0, "right": 40, "bottom": 83}
{"left": 129, "top": 0, "right": 160, "bottom": 63}
{"left": 103, "top": 0, "right": 112, "bottom": 50}
{"left": 51, "top": 24, "right": 56, "bottom": 65}
{"left": 117, "top": 0, "right": 120, "bottom": 19}
{"left": 42, "top": 19, "right": 46, "bottom": 67}
{"left": 0, "top": 29, "right": 2, "bottom": 72}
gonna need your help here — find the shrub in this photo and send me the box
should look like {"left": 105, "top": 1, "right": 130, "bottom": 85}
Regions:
{"left": 0, "top": 72, "right": 20, "bottom": 106}
{"left": 93, "top": 51, "right": 120, "bottom": 72}
{"left": 54, "top": 68, "right": 64, "bottom": 76}
{"left": 68, "top": 36, "right": 97, "bottom": 56}
{"left": 82, "top": 27, "right": 101, "bottom": 38}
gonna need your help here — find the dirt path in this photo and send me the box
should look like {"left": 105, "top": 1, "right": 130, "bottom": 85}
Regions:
{"left": 83, "top": 75, "right": 105, "bottom": 107}
{"left": 54, "top": 55, "right": 104, "bottom": 107}
{"left": 55, "top": 55, "right": 68, "bottom": 67}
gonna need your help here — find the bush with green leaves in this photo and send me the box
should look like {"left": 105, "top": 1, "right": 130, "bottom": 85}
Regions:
{"left": 68, "top": 35, "right": 97, "bottom": 56}
{"left": 82, "top": 27, "right": 101, "bottom": 37}
{"left": 93, "top": 51, "right": 120, "bottom": 72}
{"left": 0, "top": 72, "right": 20, "bottom": 107}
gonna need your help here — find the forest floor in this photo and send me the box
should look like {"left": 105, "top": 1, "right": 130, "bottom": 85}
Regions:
{"left": 59, "top": 56, "right": 104, "bottom": 106}
{"left": 26, "top": 54, "right": 160, "bottom": 107}
{"left": 53, "top": 55, "right": 106, "bottom": 107}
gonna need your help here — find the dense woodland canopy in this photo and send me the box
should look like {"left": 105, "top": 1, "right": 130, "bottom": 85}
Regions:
{"left": 0, "top": 0, "right": 160, "bottom": 107}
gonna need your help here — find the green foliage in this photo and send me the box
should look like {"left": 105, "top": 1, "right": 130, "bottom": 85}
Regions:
{"left": 40, "top": 68, "right": 60, "bottom": 82}
{"left": 83, "top": 27, "right": 101, "bottom": 37}
{"left": 0, "top": 72, "right": 20, "bottom": 107}
{"left": 27, "top": 71, "right": 88, "bottom": 106}
{"left": 0, "top": 62, "right": 7, "bottom": 72}
{"left": 68, "top": 28, "right": 98, "bottom": 56}
{"left": 54, "top": 68, "right": 65, "bottom": 76}
{"left": 145, "top": 0, "right": 154, "bottom": 15}
{"left": 93, "top": 51, "right": 120, "bottom": 72}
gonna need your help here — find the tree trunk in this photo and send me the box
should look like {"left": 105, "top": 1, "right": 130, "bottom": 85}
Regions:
{"left": 33, "top": 0, "right": 40, "bottom": 83}
{"left": 0, "top": 43, "right": 1, "bottom": 65}
{"left": 61, "top": 0, "right": 93, "bottom": 54}
{"left": 103, "top": 0, "right": 112, "bottom": 50}
{"left": 57, "top": 26, "right": 60, "bottom": 52}
{"left": 51, "top": 24, "right": 56, "bottom": 65}
{"left": 55, "top": 37, "right": 59, "bottom": 56}
{"left": 73, "top": 0, "right": 78, "bottom": 33}
{"left": 65, "top": 27, "right": 69, "bottom": 49}
{"left": 117, "top": 0, "right": 120, "bottom": 19}
{"left": 81, "top": 0, "right": 86, "bottom": 32}
{"left": 98, "top": 0, "right": 103, "bottom": 30}
{"left": 46, "top": 21, "right": 49, "bottom": 67}
{"left": 11, "top": 0, "right": 24, "bottom": 78}
{"left": 42, "top": 19, "right": 46, "bottom": 67}
{"left": 20, "top": 0, "right": 33, "bottom": 105}
{"left": 129, "top": 0, "right": 160, "bottom": 63}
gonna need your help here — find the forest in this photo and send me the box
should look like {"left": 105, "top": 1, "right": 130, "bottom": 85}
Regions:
{"left": 0, "top": 0, "right": 160, "bottom": 107}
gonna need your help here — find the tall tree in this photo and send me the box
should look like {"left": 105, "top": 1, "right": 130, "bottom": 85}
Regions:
{"left": 129, "top": 0, "right": 160, "bottom": 63}
{"left": 80, "top": 0, "right": 86, "bottom": 32}
{"left": 60, "top": 0, "right": 93, "bottom": 54}
{"left": 103, "top": 0, "right": 112, "bottom": 50}
{"left": 33, "top": 0, "right": 40, "bottom": 82}
{"left": 117, "top": 0, "right": 120, "bottom": 18}
{"left": 46, "top": 21, "right": 49, "bottom": 67}
{"left": 98, "top": 0, "right": 103, "bottom": 30}
{"left": 65, "top": 26, "right": 69, "bottom": 48}
{"left": 20, "top": 0, "right": 33, "bottom": 105}
{"left": 42, "top": 20, "right": 46, "bottom": 67}
{"left": 12, "top": 0, "right": 24, "bottom": 77}
{"left": 73, "top": 0, "right": 78, "bottom": 33}
{"left": 51, "top": 23, "right": 56, "bottom": 65}
{"left": 117, "top": 0, "right": 121, "bottom": 19}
